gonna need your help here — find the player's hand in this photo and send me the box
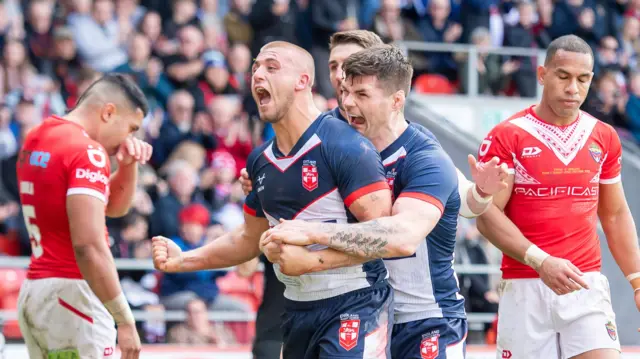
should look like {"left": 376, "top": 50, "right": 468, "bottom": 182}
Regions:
{"left": 537, "top": 256, "right": 590, "bottom": 295}
{"left": 117, "top": 323, "right": 141, "bottom": 359}
{"left": 276, "top": 244, "right": 317, "bottom": 276}
{"left": 239, "top": 168, "right": 252, "bottom": 195}
{"left": 151, "top": 236, "right": 183, "bottom": 272}
{"left": 468, "top": 155, "right": 509, "bottom": 196}
{"left": 261, "top": 219, "right": 319, "bottom": 247}
{"left": 116, "top": 136, "right": 153, "bottom": 166}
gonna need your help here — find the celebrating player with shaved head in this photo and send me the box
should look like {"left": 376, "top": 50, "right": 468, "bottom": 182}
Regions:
{"left": 152, "top": 41, "right": 395, "bottom": 359}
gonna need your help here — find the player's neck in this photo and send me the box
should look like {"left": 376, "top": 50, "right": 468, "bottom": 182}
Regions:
{"left": 65, "top": 109, "right": 99, "bottom": 139}
{"left": 272, "top": 97, "right": 322, "bottom": 155}
{"left": 533, "top": 102, "right": 578, "bottom": 127}
{"left": 369, "top": 112, "right": 409, "bottom": 152}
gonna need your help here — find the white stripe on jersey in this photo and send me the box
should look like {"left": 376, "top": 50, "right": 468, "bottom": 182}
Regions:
{"left": 66, "top": 187, "right": 106, "bottom": 203}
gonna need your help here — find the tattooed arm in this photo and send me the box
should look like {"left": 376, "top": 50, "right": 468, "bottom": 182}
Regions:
{"left": 310, "top": 197, "right": 443, "bottom": 259}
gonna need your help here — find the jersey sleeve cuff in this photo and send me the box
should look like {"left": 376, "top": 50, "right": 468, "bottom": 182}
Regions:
{"left": 344, "top": 181, "right": 389, "bottom": 207}
{"left": 398, "top": 192, "right": 444, "bottom": 214}
{"left": 243, "top": 203, "right": 258, "bottom": 217}
{"left": 600, "top": 175, "right": 621, "bottom": 184}
{"left": 66, "top": 187, "right": 106, "bottom": 203}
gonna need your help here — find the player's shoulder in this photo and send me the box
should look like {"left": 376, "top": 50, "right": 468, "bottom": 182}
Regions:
{"left": 316, "top": 112, "right": 376, "bottom": 151}
{"left": 406, "top": 128, "right": 454, "bottom": 171}
{"left": 246, "top": 139, "right": 273, "bottom": 173}
{"left": 489, "top": 108, "right": 530, "bottom": 133}
{"left": 409, "top": 122, "right": 439, "bottom": 143}
{"left": 581, "top": 110, "right": 618, "bottom": 137}
{"left": 28, "top": 116, "right": 103, "bottom": 153}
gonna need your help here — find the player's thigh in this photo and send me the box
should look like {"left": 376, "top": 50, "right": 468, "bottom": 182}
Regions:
{"left": 17, "top": 280, "right": 47, "bottom": 359}
{"left": 496, "top": 278, "right": 558, "bottom": 359}
{"left": 570, "top": 349, "right": 619, "bottom": 359}
{"left": 280, "top": 307, "right": 318, "bottom": 359}
{"left": 390, "top": 318, "right": 467, "bottom": 359}
{"left": 45, "top": 279, "right": 116, "bottom": 358}
{"left": 317, "top": 284, "right": 394, "bottom": 359}
{"left": 555, "top": 273, "right": 620, "bottom": 359}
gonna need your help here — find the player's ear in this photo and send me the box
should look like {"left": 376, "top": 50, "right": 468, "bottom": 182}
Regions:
{"left": 100, "top": 103, "right": 117, "bottom": 123}
{"left": 296, "top": 74, "right": 310, "bottom": 91}
{"left": 537, "top": 65, "right": 546, "bottom": 86}
{"left": 391, "top": 90, "right": 405, "bottom": 111}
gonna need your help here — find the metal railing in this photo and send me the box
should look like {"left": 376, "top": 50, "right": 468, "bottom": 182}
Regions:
{"left": 396, "top": 40, "right": 547, "bottom": 98}
{"left": 0, "top": 256, "right": 500, "bottom": 324}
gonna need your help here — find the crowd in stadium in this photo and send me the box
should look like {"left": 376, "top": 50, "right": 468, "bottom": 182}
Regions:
{"left": 0, "top": 0, "right": 638, "bottom": 349}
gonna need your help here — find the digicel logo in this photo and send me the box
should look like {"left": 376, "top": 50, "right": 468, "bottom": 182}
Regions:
{"left": 76, "top": 168, "right": 109, "bottom": 184}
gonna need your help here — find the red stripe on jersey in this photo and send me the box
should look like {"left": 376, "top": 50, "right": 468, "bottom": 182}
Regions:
{"left": 344, "top": 181, "right": 389, "bottom": 207}
{"left": 398, "top": 192, "right": 444, "bottom": 214}
{"left": 243, "top": 203, "right": 257, "bottom": 217}
{"left": 58, "top": 298, "right": 93, "bottom": 324}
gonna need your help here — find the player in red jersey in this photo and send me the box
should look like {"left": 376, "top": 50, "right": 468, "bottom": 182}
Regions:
{"left": 476, "top": 35, "right": 640, "bottom": 359}
{"left": 16, "top": 74, "right": 152, "bottom": 359}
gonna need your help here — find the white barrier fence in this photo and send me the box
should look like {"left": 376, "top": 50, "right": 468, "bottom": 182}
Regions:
{"left": 0, "top": 256, "right": 500, "bottom": 325}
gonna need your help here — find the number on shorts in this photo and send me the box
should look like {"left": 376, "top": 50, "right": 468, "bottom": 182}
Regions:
{"left": 20, "top": 181, "right": 42, "bottom": 258}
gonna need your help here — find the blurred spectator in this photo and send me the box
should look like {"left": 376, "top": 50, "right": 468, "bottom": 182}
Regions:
{"left": 372, "top": 0, "right": 422, "bottom": 44}
{"left": 227, "top": 44, "right": 252, "bottom": 95}
{"left": 249, "top": 0, "right": 298, "bottom": 58}
{"left": 457, "top": 27, "right": 512, "bottom": 96}
{"left": 167, "top": 298, "right": 237, "bottom": 345}
{"left": 502, "top": 1, "right": 548, "bottom": 98}
{"left": 459, "top": 0, "right": 499, "bottom": 44}
{"left": 139, "top": 11, "right": 177, "bottom": 57}
{"left": 2, "top": 40, "right": 32, "bottom": 95}
{"left": 115, "top": 32, "right": 174, "bottom": 110}
{"left": 149, "top": 159, "right": 207, "bottom": 238}
{"left": 164, "top": 25, "right": 205, "bottom": 94}
{"left": 196, "top": 50, "right": 238, "bottom": 109}
{"left": 160, "top": 204, "right": 252, "bottom": 313}
{"left": 110, "top": 211, "right": 150, "bottom": 259}
{"left": 69, "top": 0, "right": 128, "bottom": 72}
{"left": 116, "top": 0, "right": 147, "bottom": 28}
{"left": 150, "top": 90, "right": 217, "bottom": 167}
{"left": 50, "top": 26, "right": 82, "bottom": 106}
{"left": 209, "top": 96, "right": 252, "bottom": 177}
{"left": 163, "top": 0, "right": 200, "bottom": 40}
{"left": 0, "top": 105, "right": 17, "bottom": 160}
{"left": 548, "top": 0, "right": 605, "bottom": 49}
{"left": 224, "top": 0, "right": 253, "bottom": 47}
{"left": 418, "top": 0, "right": 461, "bottom": 81}
{"left": 25, "top": 0, "right": 55, "bottom": 74}
{"left": 311, "top": 0, "right": 360, "bottom": 98}
{"left": 626, "top": 72, "right": 640, "bottom": 142}
{"left": 594, "top": 36, "right": 627, "bottom": 85}
{"left": 582, "top": 72, "right": 628, "bottom": 130}
{"left": 619, "top": 16, "right": 640, "bottom": 71}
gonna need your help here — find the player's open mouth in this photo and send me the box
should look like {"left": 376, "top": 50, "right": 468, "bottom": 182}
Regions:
{"left": 255, "top": 87, "right": 272, "bottom": 106}
{"left": 350, "top": 115, "right": 365, "bottom": 125}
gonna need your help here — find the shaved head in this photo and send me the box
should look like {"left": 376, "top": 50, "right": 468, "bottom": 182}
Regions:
{"left": 260, "top": 41, "right": 315, "bottom": 87}
{"left": 75, "top": 73, "right": 149, "bottom": 116}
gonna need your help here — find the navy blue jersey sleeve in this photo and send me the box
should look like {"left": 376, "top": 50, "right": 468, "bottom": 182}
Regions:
{"left": 398, "top": 148, "right": 458, "bottom": 214}
{"left": 242, "top": 148, "right": 265, "bottom": 218}
{"left": 324, "top": 131, "right": 387, "bottom": 207}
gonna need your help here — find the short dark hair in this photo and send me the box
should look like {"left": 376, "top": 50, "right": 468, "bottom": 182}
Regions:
{"left": 545, "top": 35, "right": 594, "bottom": 66}
{"left": 76, "top": 73, "right": 149, "bottom": 116}
{"left": 343, "top": 45, "right": 413, "bottom": 96}
{"left": 329, "top": 30, "right": 384, "bottom": 51}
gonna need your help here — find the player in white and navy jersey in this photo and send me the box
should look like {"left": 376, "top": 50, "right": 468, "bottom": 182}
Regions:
{"left": 259, "top": 46, "right": 508, "bottom": 359}
{"left": 152, "top": 41, "right": 394, "bottom": 359}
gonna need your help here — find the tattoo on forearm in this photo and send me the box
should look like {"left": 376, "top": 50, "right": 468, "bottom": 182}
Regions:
{"left": 326, "top": 219, "right": 399, "bottom": 259}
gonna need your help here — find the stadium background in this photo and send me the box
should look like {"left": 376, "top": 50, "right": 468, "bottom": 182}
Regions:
{"left": 1, "top": 0, "right": 640, "bottom": 358}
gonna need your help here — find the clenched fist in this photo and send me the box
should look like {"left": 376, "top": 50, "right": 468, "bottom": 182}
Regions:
{"left": 151, "top": 236, "right": 184, "bottom": 272}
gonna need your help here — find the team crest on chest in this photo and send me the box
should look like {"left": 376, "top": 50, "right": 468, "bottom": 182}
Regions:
{"left": 589, "top": 143, "right": 603, "bottom": 163}
{"left": 420, "top": 331, "right": 440, "bottom": 359}
{"left": 302, "top": 159, "right": 318, "bottom": 192}
{"left": 339, "top": 314, "right": 360, "bottom": 351}
{"left": 385, "top": 168, "right": 397, "bottom": 189}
